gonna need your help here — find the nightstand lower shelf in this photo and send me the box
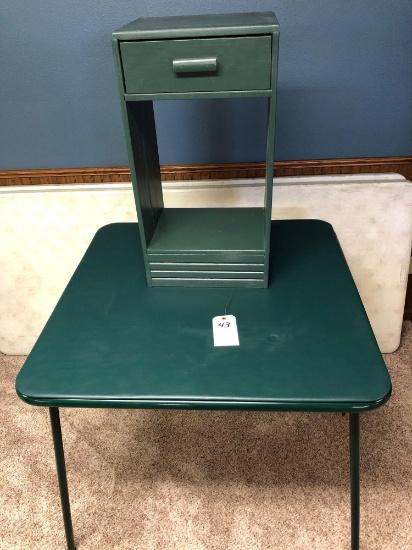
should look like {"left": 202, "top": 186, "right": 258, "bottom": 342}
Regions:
{"left": 147, "top": 208, "right": 266, "bottom": 287}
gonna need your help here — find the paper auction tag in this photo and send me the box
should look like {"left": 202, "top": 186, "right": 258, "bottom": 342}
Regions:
{"left": 212, "top": 315, "right": 239, "bottom": 347}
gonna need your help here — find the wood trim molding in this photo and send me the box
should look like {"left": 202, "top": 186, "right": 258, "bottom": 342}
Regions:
{"left": 1, "top": 156, "right": 411, "bottom": 186}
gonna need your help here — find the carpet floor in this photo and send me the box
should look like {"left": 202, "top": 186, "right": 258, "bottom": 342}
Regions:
{"left": 1, "top": 323, "right": 411, "bottom": 549}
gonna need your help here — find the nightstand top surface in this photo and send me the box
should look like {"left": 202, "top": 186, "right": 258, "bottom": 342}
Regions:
{"left": 113, "top": 12, "right": 279, "bottom": 41}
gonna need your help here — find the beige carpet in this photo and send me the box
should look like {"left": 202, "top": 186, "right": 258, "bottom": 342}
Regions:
{"left": 1, "top": 323, "right": 412, "bottom": 550}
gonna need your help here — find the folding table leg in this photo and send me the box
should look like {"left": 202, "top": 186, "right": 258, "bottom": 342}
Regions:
{"left": 350, "top": 413, "right": 360, "bottom": 550}
{"left": 49, "top": 407, "right": 76, "bottom": 550}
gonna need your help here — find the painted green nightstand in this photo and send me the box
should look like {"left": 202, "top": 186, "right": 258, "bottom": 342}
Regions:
{"left": 112, "top": 12, "right": 279, "bottom": 288}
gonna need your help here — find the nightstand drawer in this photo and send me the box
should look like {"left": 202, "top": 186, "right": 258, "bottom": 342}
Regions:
{"left": 120, "top": 36, "right": 272, "bottom": 94}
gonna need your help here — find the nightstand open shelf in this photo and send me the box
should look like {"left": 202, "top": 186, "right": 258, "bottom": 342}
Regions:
{"left": 113, "top": 12, "right": 279, "bottom": 287}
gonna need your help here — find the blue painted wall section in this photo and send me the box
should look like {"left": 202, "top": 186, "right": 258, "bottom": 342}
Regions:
{"left": 1, "top": 1, "right": 411, "bottom": 169}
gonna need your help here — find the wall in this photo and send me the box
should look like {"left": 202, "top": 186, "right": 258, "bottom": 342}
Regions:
{"left": 1, "top": 1, "right": 411, "bottom": 170}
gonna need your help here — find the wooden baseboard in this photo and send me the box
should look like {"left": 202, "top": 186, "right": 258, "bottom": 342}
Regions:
{"left": 1, "top": 156, "right": 411, "bottom": 186}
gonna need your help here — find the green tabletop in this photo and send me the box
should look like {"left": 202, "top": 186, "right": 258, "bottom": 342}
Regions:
{"left": 16, "top": 220, "right": 391, "bottom": 412}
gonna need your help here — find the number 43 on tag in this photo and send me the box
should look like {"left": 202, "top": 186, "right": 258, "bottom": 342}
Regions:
{"left": 212, "top": 314, "right": 239, "bottom": 347}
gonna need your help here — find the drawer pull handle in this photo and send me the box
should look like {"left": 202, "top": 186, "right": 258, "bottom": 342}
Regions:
{"left": 172, "top": 57, "right": 217, "bottom": 74}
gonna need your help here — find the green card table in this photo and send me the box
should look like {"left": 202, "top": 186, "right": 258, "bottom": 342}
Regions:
{"left": 16, "top": 220, "right": 391, "bottom": 550}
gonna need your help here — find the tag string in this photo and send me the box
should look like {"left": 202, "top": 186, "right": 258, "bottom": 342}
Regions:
{"left": 224, "top": 289, "right": 238, "bottom": 316}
